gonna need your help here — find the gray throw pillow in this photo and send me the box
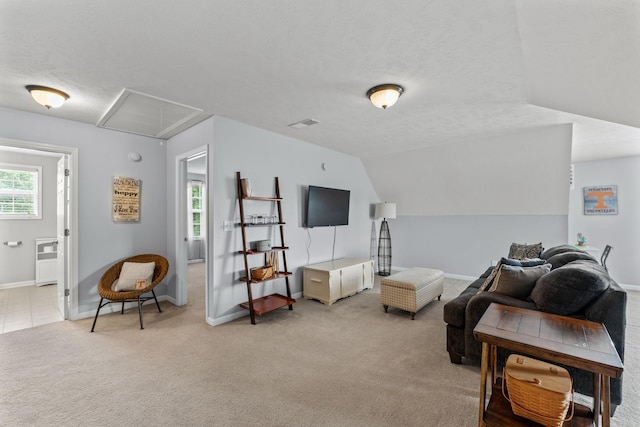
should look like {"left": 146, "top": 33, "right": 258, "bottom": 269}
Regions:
{"left": 530, "top": 260, "right": 611, "bottom": 315}
{"left": 489, "top": 263, "right": 551, "bottom": 300}
{"left": 546, "top": 251, "right": 597, "bottom": 270}
{"left": 508, "top": 242, "right": 543, "bottom": 260}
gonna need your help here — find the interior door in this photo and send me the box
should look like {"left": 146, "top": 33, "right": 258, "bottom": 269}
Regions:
{"left": 56, "top": 155, "right": 69, "bottom": 319}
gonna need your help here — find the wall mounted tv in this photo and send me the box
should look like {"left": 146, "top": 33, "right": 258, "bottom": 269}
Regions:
{"left": 306, "top": 185, "right": 350, "bottom": 227}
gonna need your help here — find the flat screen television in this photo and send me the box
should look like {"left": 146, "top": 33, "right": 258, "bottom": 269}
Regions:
{"left": 306, "top": 185, "right": 350, "bottom": 227}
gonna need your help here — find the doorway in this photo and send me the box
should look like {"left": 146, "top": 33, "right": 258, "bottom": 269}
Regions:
{"left": 175, "top": 146, "right": 208, "bottom": 319}
{"left": 0, "top": 138, "right": 77, "bottom": 332}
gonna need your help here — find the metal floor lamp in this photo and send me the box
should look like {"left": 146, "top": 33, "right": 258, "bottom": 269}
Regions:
{"left": 375, "top": 202, "right": 396, "bottom": 276}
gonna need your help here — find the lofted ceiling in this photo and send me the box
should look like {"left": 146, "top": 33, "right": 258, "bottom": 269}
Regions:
{"left": 0, "top": 0, "right": 639, "bottom": 162}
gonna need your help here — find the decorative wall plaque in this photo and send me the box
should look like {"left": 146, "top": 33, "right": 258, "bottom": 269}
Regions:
{"left": 583, "top": 185, "right": 617, "bottom": 215}
{"left": 113, "top": 177, "right": 141, "bottom": 222}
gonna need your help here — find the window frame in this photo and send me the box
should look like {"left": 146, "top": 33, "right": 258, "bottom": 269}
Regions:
{"left": 0, "top": 163, "right": 43, "bottom": 220}
{"left": 187, "top": 180, "right": 205, "bottom": 239}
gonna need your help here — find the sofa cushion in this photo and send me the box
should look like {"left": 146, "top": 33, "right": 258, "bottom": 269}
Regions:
{"left": 530, "top": 260, "right": 611, "bottom": 315}
{"left": 443, "top": 275, "right": 487, "bottom": 328}
{"left": 540, "top": 244, "right": 586, "bottom": 260}
{"left": 489, "top": 263, "right": 552, "bottom": 300}
{"left": 546, "top": 251, "right": 597, "bottom": 270}
{"left": 476, "top": 259, "right": 545, "bottom": 293}
{"left": 508, "top": 242, "right": 543, "bottom": 260}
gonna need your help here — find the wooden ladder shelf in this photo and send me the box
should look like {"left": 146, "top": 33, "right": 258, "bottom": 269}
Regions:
{"left": 235, "top": 172, "right": 295, "bottom": 324}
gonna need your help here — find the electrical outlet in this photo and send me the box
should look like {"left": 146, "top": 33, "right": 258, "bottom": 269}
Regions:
{"left": 223, "top": 221, "right": 233, "bottom": 232}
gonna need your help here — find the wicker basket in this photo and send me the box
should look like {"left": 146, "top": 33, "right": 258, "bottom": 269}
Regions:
{"left": 251, "top": 265, "right": 274, "bottom": 281}
{"left": 502, "top": 354, "right": 574, "bottom": 427}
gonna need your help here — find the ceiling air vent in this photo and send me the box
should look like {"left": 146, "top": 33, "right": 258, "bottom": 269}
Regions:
{"left": 97, "top": 89, "right": 210, "bottom": 139}
{"left": 288, "top": 118, "right": 320, "bottom": 129}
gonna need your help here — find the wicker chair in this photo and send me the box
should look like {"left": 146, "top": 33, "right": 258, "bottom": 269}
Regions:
{"left": 90, "top": 254, "right": 169, "bottom": 332}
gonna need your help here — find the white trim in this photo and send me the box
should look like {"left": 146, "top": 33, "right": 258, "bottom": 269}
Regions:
{"left": 0, "top": 280, "right": 36, "bottom": 290}
{"left": 207, "top": 292, "right": 303, "bottom": 326}
{"left": 444, "top": 273, "right": 479, "bottom": 281}
{"left": 0, "top": 137, "right": 79, "bottom": 321}
{"left": 77, "top": 295, "right": 174, "bottom": 320}
{"left": 175, "top": 145, "right": 209, "bottom": 313}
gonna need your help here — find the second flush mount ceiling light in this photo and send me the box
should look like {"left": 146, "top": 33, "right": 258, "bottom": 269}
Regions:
{"left": 367, "top": 84, "right": 404, "bottom": 109}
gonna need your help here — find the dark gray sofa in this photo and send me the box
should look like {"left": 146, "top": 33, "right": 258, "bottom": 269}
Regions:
{"left": 443, "top": 245, "right": 627, "bottom": 412}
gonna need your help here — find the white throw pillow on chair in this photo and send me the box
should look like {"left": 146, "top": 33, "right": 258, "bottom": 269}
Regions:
{"left": 113, "top": 262, "right": 155, "bottom": 292}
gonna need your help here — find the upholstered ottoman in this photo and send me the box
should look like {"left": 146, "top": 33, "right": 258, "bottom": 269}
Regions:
{"left": 381, "top": 268, "right": 444, "bottom": 319}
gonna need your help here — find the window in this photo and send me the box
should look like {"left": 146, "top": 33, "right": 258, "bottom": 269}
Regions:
{"left": 0, "top": 163, "right": 42, "bottom": 219}
{"left": 188, "top": 181, "right": 205, "bottom": 238}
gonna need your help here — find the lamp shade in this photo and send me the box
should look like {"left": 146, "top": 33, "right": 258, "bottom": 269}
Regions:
{"left": 367, "top": 84, "right": 404, "bottom": 109}
{"left": 375, "top": 202, "right": 396, "bottom": 219}
{"left": 26, "top": 85, "right": 69, "bottom": 109}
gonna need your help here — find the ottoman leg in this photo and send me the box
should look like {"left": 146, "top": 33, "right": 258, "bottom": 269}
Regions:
{"left": 438, "top": 294, "right": 441, "bottom": 300}
{"left": 383, "top": 305, "right": 389, "bottom": 313}
{"left": 410, "top": 312, "right": 415, "bottom": 320}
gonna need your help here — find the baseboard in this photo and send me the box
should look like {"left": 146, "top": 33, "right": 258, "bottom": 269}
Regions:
{"left": 77, "top": 294, "right": 174, "bottom": 320}
{"left": 0, "top": 280, "right": 36, "bottom": 290}
{"left": 444, "top": 273, "right": 478, "bottom": 281}
{"left": 208, "top": 311, "right": 246, "bottom": 326}
{"left": 207, "top": 291, "right": 304, "bottom": 326}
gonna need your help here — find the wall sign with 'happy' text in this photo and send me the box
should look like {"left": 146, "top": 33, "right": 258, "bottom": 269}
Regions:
{"left": 583, "top": 185, "right": 617, "bottom": 215}
{"left": 113, "top": 176, "right": 141, "bottom": 222}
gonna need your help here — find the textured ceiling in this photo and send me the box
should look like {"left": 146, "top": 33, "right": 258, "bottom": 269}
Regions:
{"left": 0, "top": 0, "right": 638, "bottom": 162}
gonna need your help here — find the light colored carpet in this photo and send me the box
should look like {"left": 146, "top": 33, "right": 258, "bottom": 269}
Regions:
{"left": 0, "top": 263, "right": 638, "bottom": 426}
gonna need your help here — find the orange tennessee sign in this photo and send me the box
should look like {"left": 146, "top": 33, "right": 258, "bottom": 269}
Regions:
{"left": 586, "top": 191, "right": 614, "bottom": 209}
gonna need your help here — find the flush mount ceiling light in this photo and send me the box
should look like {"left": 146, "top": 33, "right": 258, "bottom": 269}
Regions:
{"left": 25, "top": 85, "right": 69, "bottom": 109}
{"left": 366, "top": 84, "right": 404, "bottom": 109}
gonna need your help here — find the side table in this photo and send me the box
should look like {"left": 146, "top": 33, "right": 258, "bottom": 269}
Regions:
{"left": 473, "top": 303, "right": 623, "bottom": 427}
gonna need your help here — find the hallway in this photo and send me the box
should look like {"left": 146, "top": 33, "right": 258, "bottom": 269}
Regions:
{"left": 0, "top": 284, "right": 62, "bottom": 334}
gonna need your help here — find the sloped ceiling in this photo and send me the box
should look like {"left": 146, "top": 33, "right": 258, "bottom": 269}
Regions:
{"left": 0, "top": 0, "right": 638, "bottom": 163}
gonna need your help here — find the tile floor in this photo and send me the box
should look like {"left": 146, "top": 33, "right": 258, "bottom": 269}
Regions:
{"left": 0, "top": 284, "right": 63, "bottom": 334}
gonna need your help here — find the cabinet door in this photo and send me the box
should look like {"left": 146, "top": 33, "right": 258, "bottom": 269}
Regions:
{"left": 37, "top": 259, "right": 58, "bottom": 285}
{"left": 362, "top": 261, "right": 374, "bottom": 289}
{"left": 304, "top": 269, "right": 329, "bottom": 304}
{"left": 340, "top": 265, "right": 363, "bottom": 297}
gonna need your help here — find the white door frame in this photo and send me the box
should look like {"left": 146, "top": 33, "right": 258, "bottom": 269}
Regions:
{"left": 175, "top": 145, "right": 209, "bottom": 310}
{"left": 0, "top": 137, "right": 79, "bottom": 320}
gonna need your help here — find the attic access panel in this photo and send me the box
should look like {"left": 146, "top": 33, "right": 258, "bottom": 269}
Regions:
{"left": 97, "top": 89, "right": 207, "bottom": 139}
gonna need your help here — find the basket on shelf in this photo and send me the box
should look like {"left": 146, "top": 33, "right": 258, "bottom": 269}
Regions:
{"left": 502, "top": 354, "right": 574, "bottom": 427}
{"left": 251, "top": 265, "right": 274, "bottom": 281}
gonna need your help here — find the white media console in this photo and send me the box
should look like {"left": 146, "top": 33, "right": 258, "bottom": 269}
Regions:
{"left": 303, "top": 258, "right": 374, "bottom": 305}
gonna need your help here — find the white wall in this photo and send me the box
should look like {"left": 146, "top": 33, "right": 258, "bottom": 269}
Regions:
{"left": 570, "top": 156, "right": 640, "bottom": 286}
{"left": 0, "top": 107, "right": 168, "bottom": 316}
{"left": 167, "top": 116, "right": 380, "bottom": 325}
{"left": 363, "top": 125, "right": 572, "bottom": 277}
{"left": 164, "top": 117, "right": 215, "bottom": 305}
{"left": 0, "top": 150, "right": 58, "bottom": 285}
{"left": 390, "top": 215, "right": 567, "bottom": 277}
{"left": 213, "top": 117, "right": 379, "bottom": 323}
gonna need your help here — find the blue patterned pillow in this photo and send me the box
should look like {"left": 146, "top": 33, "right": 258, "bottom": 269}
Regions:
{"left": 500, "top": 257, "right": 547, "bottom": 267}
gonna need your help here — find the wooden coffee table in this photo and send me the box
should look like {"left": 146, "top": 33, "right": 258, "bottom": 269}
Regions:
{"left": 473, "top": 303, "right": 623, "bottom": 427}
